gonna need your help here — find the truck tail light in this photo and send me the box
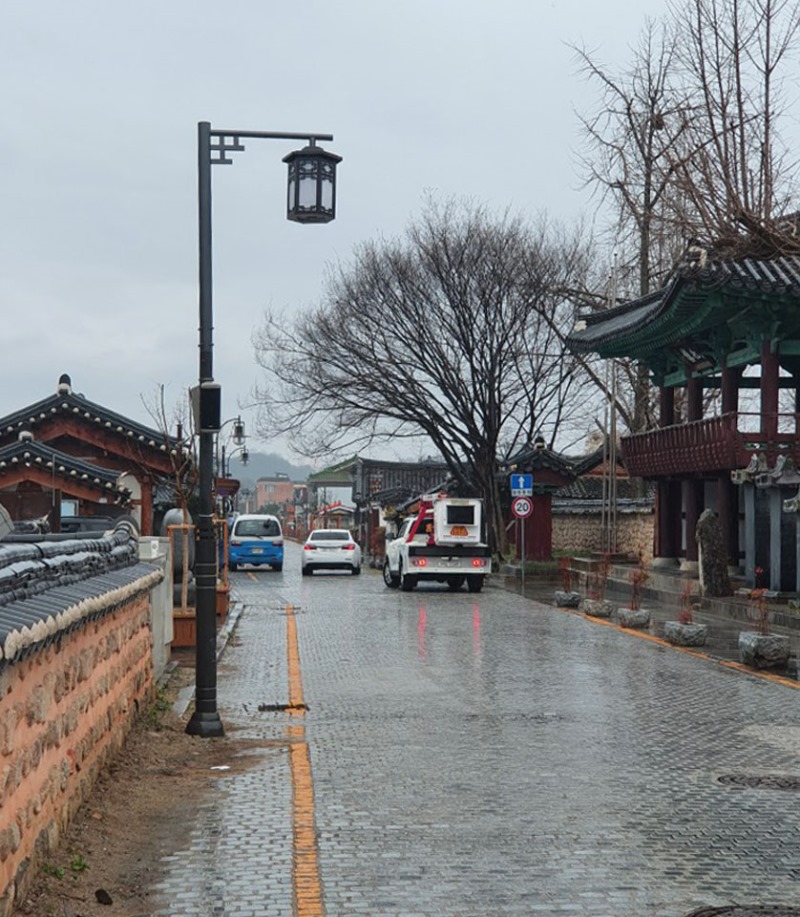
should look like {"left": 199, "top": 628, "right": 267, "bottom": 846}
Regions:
{"left": 412, "top": 558, "right": 428, "bottom": 568}
{"left": 471, "top": 558, "right": 486, "bottom": 567}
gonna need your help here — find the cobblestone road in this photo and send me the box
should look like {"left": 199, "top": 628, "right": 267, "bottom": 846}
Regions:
{"left": 150, "top": 542, "right": 800, "bottom": 916}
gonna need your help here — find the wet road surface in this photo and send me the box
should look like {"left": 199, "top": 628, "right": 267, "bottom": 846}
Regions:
{"left": 150, "top": 543, "right": 800, "bottom": 916}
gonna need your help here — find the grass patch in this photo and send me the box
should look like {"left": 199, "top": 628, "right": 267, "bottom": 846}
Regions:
{"left": 145, "top": 687, "right": 173, "bottom": 730}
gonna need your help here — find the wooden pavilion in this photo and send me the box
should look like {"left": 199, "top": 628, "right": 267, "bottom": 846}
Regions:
{"left": 567, "top": 249, "right": 800, "bottom": 591}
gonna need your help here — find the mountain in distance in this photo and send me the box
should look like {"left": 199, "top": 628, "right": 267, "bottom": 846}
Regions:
{"left": 227, "top": 451, "right": 315, "bottom": 490}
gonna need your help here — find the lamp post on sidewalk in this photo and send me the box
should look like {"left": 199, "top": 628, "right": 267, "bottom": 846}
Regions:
{"left": 187, "top": 122, "right": 341, "bottom": 738}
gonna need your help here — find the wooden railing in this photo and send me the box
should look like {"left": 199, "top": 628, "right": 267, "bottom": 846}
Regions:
{"left": 621, "top": 412, "right": 800, "bottom": 476}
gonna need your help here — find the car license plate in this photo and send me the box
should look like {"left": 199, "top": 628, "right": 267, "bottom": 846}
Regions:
{"left": 252, "top": 547, "right": 263, "bottom": 554}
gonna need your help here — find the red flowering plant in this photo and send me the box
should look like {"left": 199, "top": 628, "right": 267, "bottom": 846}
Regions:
{"left": 677, "top": 581, "right": 696, "bottom": 624}
{"left": 628, "top": 553, "right": 649, "bottom": 611}
{"left": 747, "top": 566, "right": 771, "bottom": 636}
{"left": 588, "top": 552, "right": 611, "bottom": 601}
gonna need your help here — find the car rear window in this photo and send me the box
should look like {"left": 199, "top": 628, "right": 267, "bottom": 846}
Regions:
{"left": 234, "top": 518, "right": 281, "bottom": 537}
{"left": 310, "top": 531, "right": 350, "bottom": 542}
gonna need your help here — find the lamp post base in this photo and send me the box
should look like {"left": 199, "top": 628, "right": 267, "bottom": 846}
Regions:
{"left": 186, "top": 710, "right": 225, "bottom": 737}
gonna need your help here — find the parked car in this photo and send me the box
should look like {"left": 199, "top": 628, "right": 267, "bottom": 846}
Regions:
{"left": 228, "top": 514, "right": 283, "bottom": 571}
{"left": 301, "top": 529, "right": 361, "bottom": 576}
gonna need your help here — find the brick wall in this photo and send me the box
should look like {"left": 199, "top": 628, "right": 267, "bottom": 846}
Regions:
{"left": 0, "top": 582, "right": 158, "bottom": 915}
{"left": 552, "top": 511, "right": 654, "bottom": 561}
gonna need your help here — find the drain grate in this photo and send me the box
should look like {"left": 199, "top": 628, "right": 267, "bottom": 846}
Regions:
{"left": 717, "top": 773, "right": 800, "bottom": 790}
{"left": 257, "top": 702, "right": 309, "bottom": 713}
{"left": 685, "top": 907, "right": 800, "bottom": 916}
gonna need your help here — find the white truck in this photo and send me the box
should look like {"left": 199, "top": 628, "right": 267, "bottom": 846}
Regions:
{"left": 382, "top": 494, "right": 491, "bottom": 593}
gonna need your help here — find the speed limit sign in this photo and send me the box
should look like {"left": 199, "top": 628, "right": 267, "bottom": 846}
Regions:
{"left": 511, "top": 496, "right": 533, "bottom": 518}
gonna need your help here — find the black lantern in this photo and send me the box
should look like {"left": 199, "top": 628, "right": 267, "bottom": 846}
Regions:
{"left": 283, "top": 141, "right": 342, "bottom": 224}
{"left": 232, "top": 416, "right": 245, "bottom": 445}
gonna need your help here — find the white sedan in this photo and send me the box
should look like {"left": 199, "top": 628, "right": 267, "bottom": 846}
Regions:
{"left": 301, "top": 529, "right": 362, "bottom": 576}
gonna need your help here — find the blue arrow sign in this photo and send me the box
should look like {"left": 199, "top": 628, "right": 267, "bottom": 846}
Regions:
{"left": 510, "top": 473, "right": 533, "bottom": 496}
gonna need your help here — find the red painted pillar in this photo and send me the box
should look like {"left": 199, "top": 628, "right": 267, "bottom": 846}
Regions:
{"left": 760, "top": 339, "right": 779, "bottom": 440}
{"left": 659, "top": 386, "right": 675, "bottom": 427}
{"left": 721, "top": 363, "right": 739, "bottom": 415}
{"left": 686, "top": 373, "right": 703, "bottom": 422}
{"left": 720, "top": 361, "right": 741, "bottom": 569}
{"left": 655, "top": 480, "right": 680, "bottom": 563}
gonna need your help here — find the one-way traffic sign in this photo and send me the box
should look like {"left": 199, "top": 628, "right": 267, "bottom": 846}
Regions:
{"left": 510, "top": 473, "right": 533, "bottom": 496}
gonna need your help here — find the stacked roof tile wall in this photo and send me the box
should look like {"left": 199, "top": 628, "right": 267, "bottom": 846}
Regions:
{"left": 0, "top": 524, "right": 164, "bottom": 915}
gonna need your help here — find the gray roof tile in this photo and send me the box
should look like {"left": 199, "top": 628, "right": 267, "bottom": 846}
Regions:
{"left": 0, "top": 524, "right": 163, "bottom": 665}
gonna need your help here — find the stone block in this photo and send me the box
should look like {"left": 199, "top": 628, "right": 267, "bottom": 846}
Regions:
{"left": 738, "top": 632, "right": 790, "bottom": 669}
{"left": 617, "top": 608, "right": 651, "bottom": 629}
{"left": 663, "top": 621, "right": 708, "bottom": 646}
{"left": 580, "top": 598, "right": 615, "bottom": 618}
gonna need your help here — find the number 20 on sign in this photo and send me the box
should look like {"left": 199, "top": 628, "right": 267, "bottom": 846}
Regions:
{"left": 512, "top": 496, "right": 533, "bottom": 518}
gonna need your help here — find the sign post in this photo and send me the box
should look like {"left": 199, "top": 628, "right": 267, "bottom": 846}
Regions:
{"left": 511, "top": 495, "right": 533, "bottom": 594}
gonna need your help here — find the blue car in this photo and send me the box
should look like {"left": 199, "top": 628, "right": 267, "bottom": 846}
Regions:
{"left": 228, "top": 514, "right": 284, "bottom": 571}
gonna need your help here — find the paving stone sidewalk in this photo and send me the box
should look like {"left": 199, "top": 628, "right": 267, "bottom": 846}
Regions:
{"left": 152, "top": 557, "right": 799, "bottom": 916}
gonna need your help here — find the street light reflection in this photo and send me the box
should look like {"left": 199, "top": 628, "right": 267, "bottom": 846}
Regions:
{"left": 472, "top": 605, "right": 482, "bottom": 661}
{"left": 417, "top": 605, "right": 427, "bottom": 662}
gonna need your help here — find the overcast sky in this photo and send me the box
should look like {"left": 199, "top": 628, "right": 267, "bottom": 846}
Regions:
{"left": 2, "top": 0, "right": 669, "bottom": 464}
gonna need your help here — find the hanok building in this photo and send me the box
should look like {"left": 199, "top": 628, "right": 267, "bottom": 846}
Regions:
{"left": 0, "top": 374, "right": 185, "bottom": 535}
{"left": 503, "top": 441, "right": 654, "bottom": 562}
{"left": 306, "top": 456, "right": 449, "bottom": 561}
{"left": 567, "top": 250, "right": 800, "bottom": 591}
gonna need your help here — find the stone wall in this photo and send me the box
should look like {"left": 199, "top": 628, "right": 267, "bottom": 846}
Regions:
{"left": 0, "top": 579, "right": 160, "bottom": 915}
{"left": 552, "top": 511, "right": 654, "bottom": 561}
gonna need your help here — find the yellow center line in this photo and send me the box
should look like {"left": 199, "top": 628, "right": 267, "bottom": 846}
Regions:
{"left": 286, "top": 605, "right": 307, "bottom": 712}
{"left": 284, "top": 605, "right": 324, "bottom": 916}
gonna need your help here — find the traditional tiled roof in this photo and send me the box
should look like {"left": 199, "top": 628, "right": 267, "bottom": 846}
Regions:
{"left": 503, "top": 443, "right": 609, "bottom": 482}
{"left": 307, "top": 456, "right": 359, "bottom": 486}
{"left": 552, "top": 497, "right": 653, "bottom": 515}
{"left": 554, "top": 477, "right": 656, "bottom": 502}
{"left": 0, "top": 440, "right": 131, "bottom": 502}
{"left": 567, "top": 254, "right": 800, "bottom": 358}
{"left": 0, "top": 374, "right": 180, "bottom": 457}
{"left": 352, "top": 456, "right": 450, "bottom": 504}
{"left": 0, "top": 521, "right": 163, "bottom": 666}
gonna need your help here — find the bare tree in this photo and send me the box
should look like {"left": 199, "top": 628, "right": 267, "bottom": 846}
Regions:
{"left": 573, "top": 20, "right": 694, "bottom": 434}
{"left": 252, "top": 198, "right": 594, "bottom": 556}
{"left": 141, "top": 384, "right": 196, "bottom": 523}
{"left": 666, "top": 0, "right": 800, "bottom": 252}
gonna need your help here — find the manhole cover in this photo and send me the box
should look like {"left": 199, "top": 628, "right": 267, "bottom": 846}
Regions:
{"left": 685, "top": 908, "right": 800, "bottom": 916}
{"left": 717, "top": 773, "right": 800, "bottom": 790}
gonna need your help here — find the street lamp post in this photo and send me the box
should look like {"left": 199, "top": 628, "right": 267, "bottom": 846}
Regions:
{"left": 215, "top": 415, "right": 246, "bottom": 478}
{"left": 187, "top": 122, "right": 341, "bottom": 737}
